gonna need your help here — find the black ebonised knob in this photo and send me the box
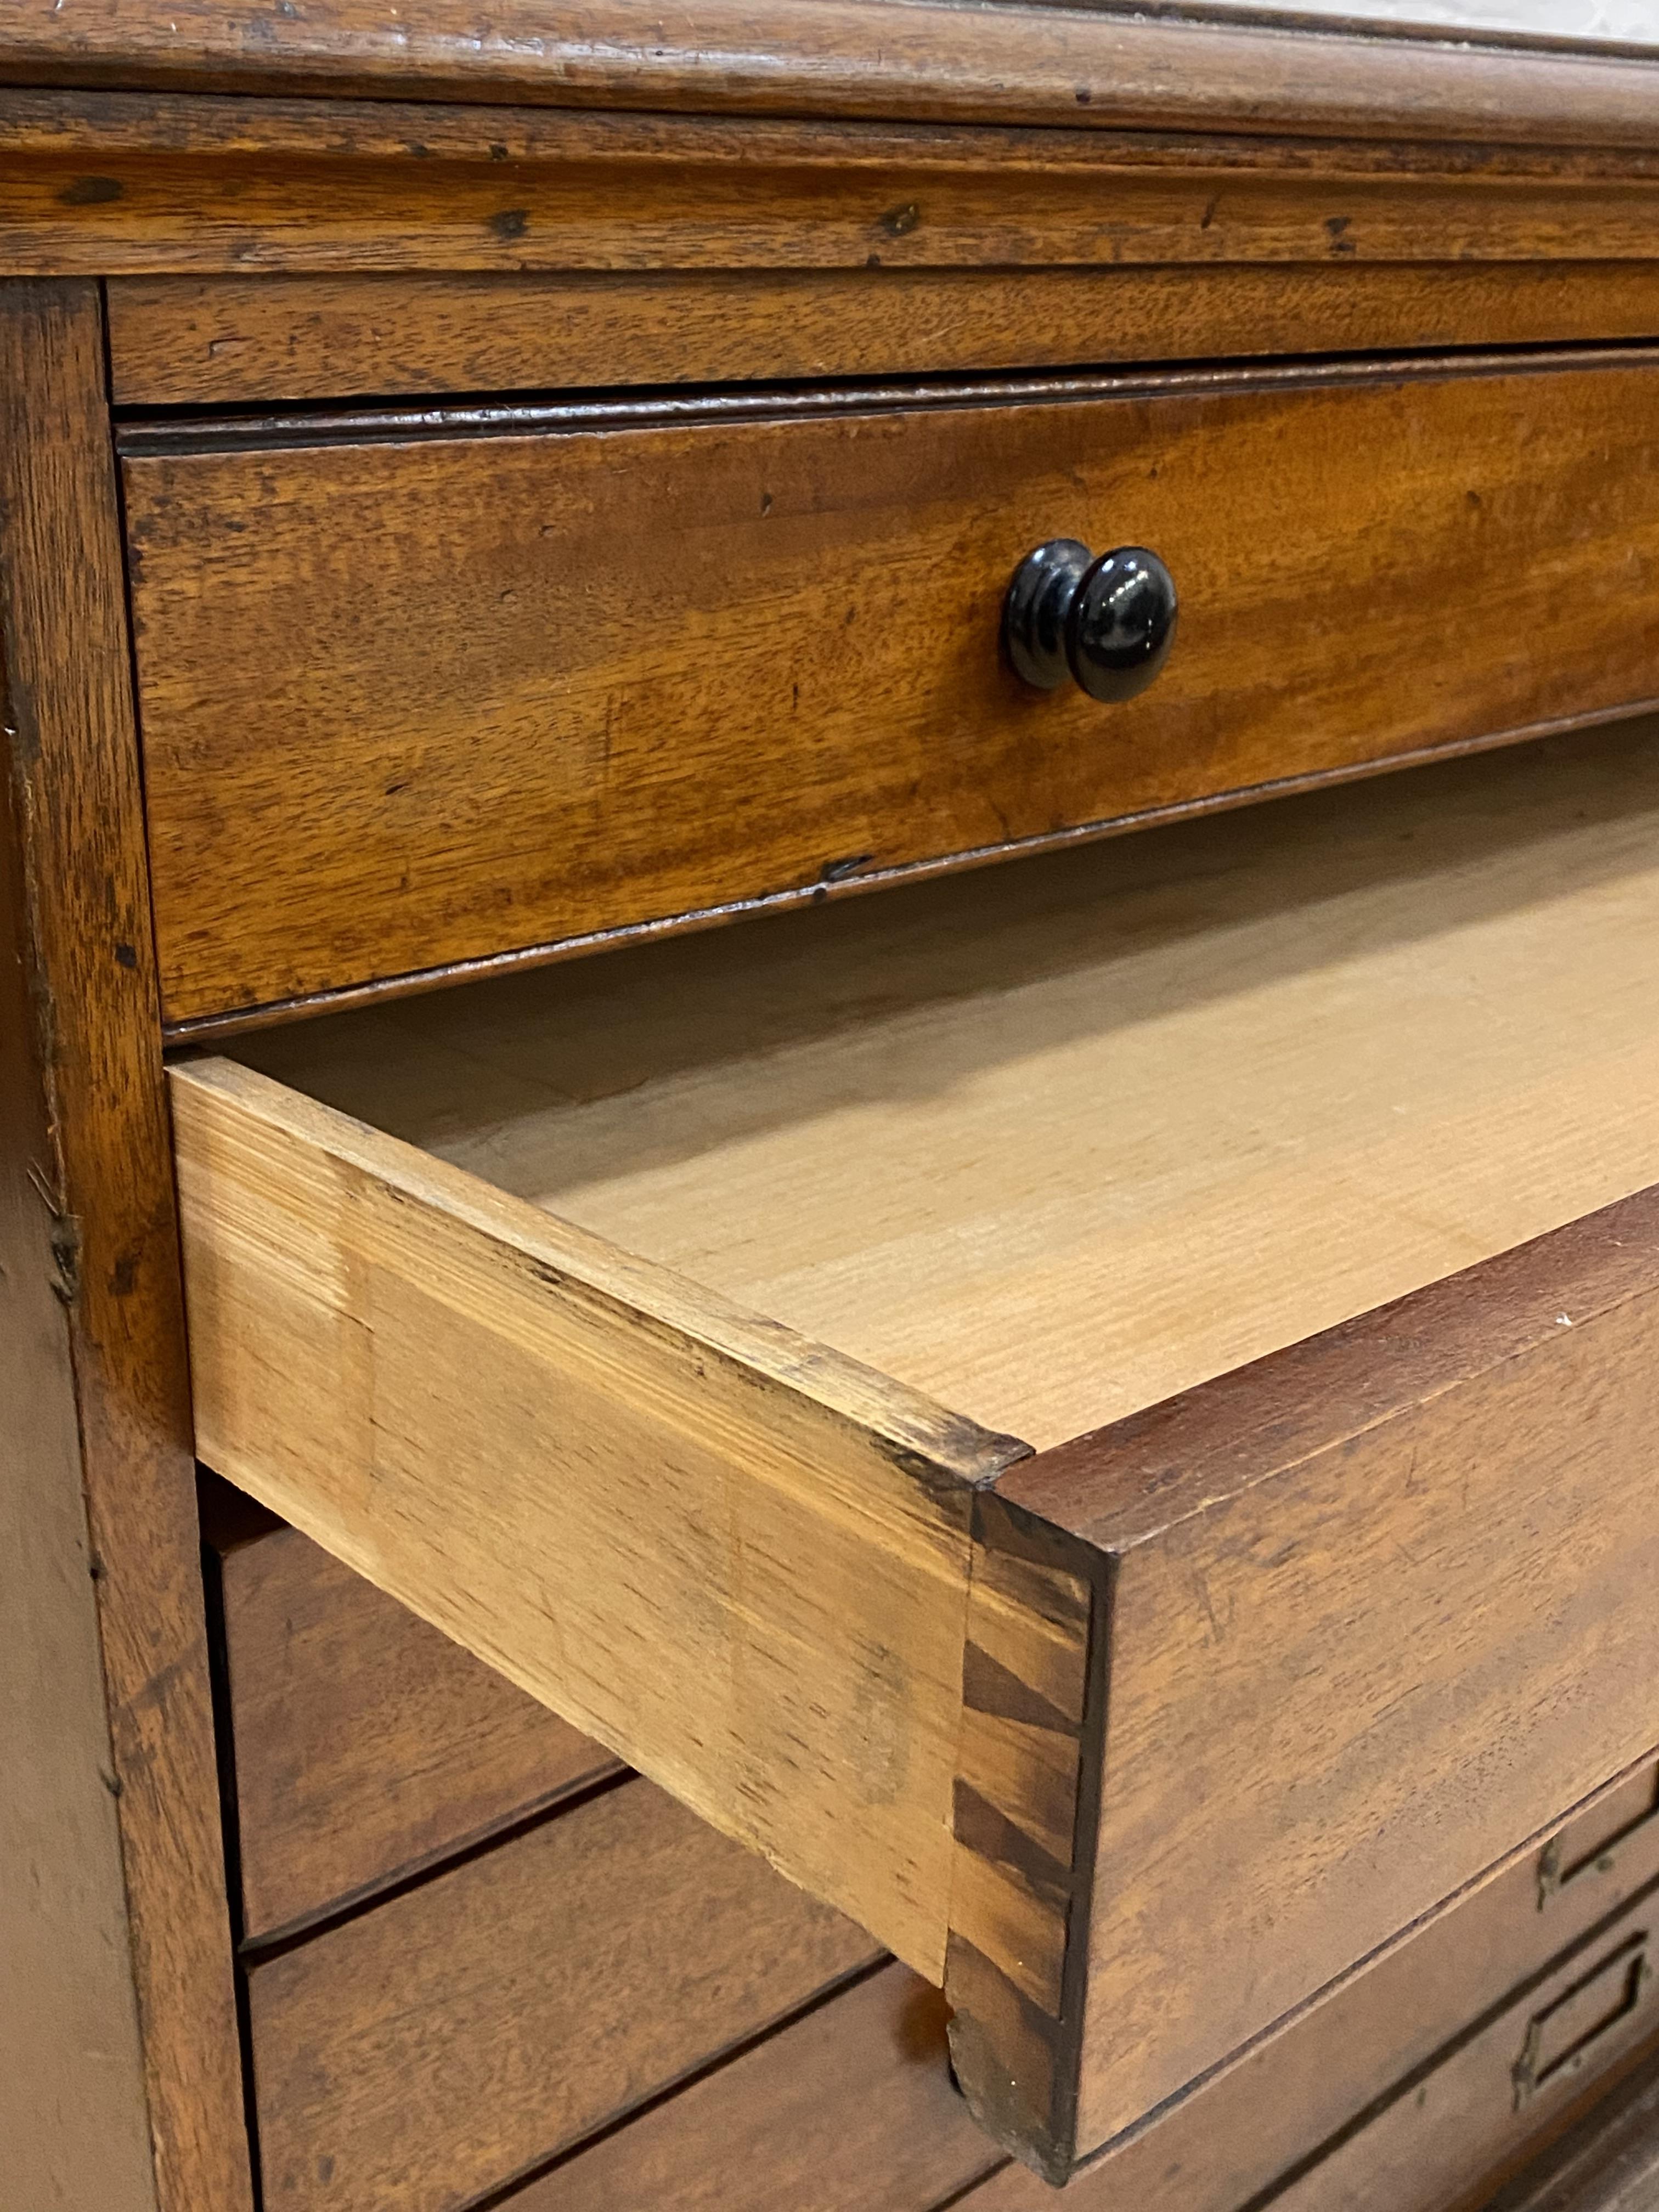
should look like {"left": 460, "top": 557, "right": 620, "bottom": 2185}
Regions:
{"left": 1003, "top": 540, "right": 1178, "bottom": 703}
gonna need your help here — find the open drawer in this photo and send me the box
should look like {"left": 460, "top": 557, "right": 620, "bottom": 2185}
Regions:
{"left": 171, "top": 720, "right": 1659, "bottom": 2183}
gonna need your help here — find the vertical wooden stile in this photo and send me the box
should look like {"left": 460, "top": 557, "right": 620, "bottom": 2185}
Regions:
{"left": 0, "top": 279, "right": 253, "bottom": 2212}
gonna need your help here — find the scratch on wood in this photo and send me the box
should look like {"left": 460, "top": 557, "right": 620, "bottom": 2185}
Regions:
{"left": 818, "top": 852, "right": 874, "bottom": 884}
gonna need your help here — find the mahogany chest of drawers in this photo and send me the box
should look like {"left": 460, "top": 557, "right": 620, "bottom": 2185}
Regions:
{"left": 10, "top": 7, "right": 1659, "bottom": 2211}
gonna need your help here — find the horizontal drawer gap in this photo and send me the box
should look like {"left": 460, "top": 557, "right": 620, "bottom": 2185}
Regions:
{"left": 117, "top": 338, "right": 1659, "bottom": 458}
{"left": 233, "top": 1763, "right": 639, "bottom": 1961}
{"left": 453, "top": 1953, "right": 899, "bottom": 2212}
{"left": 1231, "top": 1871, "right": 1659, "bottom": 2212}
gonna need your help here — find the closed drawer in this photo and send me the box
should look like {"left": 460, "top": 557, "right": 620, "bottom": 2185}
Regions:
{"left": 500, "top": 1773, "right": 1659, "bottom": 2212}
{"left": 1272, "top": 1909, "right": 1659, "bottom": 2212}
{"left": 218, "top": 1504, "right": 1659, "bottom": 2212}
{"left": 128, "top": 348, "right": 1659, "bottom": 1030}
{"left": 965, "top": 1762, "right": 1659, "bottom": 2212}
{"left": 201, "top": 1482, "right": 622, "bottom": 1943}
{"left": 247, "top": 1773, "right": 876, "bottom": 2212}
{"left": 511, "top": 1962, "right": 996, "bottom": 2212}
{"left": 172, "top": 721, "right": 1659, "bottom": 2180}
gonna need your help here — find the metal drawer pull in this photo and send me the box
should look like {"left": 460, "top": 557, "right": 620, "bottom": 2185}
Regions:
{"left": 1538, "top": 1765, "right": 1659, "bottom": 1910}
{"left": 1512, "top": 1934, "right": 1654, "bottom": 2111}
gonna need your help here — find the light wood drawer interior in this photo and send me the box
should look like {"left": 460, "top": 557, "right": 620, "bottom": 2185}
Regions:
{"left": 129, "top": 349, "right": 1659, "bottom": 1030}
{"left": 172, "top": 719, "right": 1659, "bottom": 2179}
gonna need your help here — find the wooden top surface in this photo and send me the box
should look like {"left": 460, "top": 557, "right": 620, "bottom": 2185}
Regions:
{"left": 9, "top": 1, "right": 1659, "bottom": 147}
{"left": 237, "top": 715, "right": 1659, "bottom": 1453}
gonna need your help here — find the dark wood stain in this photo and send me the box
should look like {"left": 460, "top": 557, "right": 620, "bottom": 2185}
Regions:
{"left": 5, "top": 0, "right": 1659, "bottom": 149}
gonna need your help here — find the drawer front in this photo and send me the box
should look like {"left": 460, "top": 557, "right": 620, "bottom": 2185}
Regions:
{"left": 246, "top": 1774, "right": 877, "bottom": 2212}
{"left": 959, "top": 1763, "right": 1659, "bottom": 2212}
{"left": 1474, "top": 2043, "right": 1659, "bottom": 2212}
{"left": 1273, "top": 1906, "right": 1659, "bottom": 2212}
{"left": 216, "top": 1491, "right": 1659, "bottom": 2212}
{"left": 205, "top": 1490, "right": 622, "bottom": 1944}
{"left": 514, "top": 1962, "right": 997, "bottom": 2212}
{"left": 128, "top": 352, "right": 1659, "bottom": 1027}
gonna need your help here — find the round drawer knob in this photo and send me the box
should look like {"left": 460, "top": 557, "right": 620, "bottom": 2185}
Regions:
{"left": 1003, "top": 539, "right": 1178, "bottom": 703}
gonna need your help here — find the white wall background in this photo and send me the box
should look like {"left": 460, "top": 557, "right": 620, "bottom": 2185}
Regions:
{"left": 1183, "top": 0, "right": 1659, "bottom": 42}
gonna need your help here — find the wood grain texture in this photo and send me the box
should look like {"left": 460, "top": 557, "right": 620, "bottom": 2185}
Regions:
{"left": 246, "top": 1775, "right": 877, "bottom": 2212}
{"left": 0, "top": 282, "right": 251, "bottom": 2212}
{"left": 1482, "top": 2040, "right": 1659, "bottom": 2212}
{"left": 959, "top": 1763, "right": 1659, "bottom": 2212}
{"left": 7, "top": 0, "right": 1659, "bottom": 145}
{"left": 233, "top": 719, "right": 1659, "bottom": 1456}
{"left": 1447, "top": 2034, "right": 1659, "bottom": 2212}
{"left": 219, "top": 722, "right": 1659, "bottom": 2171}
{"left": 994, "top": 1190, "right": 1659, "bottom": 2168}
{"left": 15, "top": 92, "right": 1659, "bottom": 279}
{"left": 1270, "top": 1908, "right": 1659, "bottom": 2211}
{"left": 103, "top": 264, "right": 1659, "bottom": 409}
{"left": 207, "top": 1499, "right": 622, "bottom": 1945}
{"left": 945, "top": 1493, "right": 1101, "bottom": 2165}
{"left": 518, "top": 1960, "right": 998, "bottom": 2212}
{"left": 170, "top": 1053, "right": 1026, "bottom": 1980}
{"left": 0, "top": 385, "right": 157, "bottom": 2212}
{"left": 129, "top": 353, "right": 1659, "bottom": 1028}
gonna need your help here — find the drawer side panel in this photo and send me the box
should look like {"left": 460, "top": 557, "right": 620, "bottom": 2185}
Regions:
{"left": 171, "top": 1053, "right": 1028, "bottom": 1977}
